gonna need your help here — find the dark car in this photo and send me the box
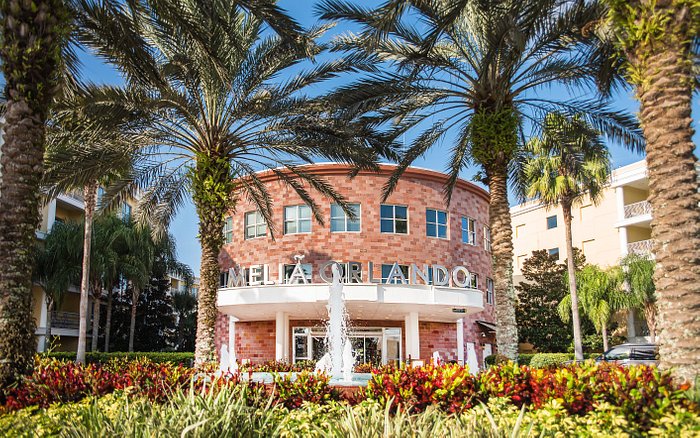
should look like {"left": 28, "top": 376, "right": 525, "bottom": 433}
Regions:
{"left": 595, "top": 343, "right": 659, "bottom": 366}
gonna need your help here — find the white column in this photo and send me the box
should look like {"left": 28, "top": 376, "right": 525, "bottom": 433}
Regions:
{"left": 283, "top": 314, "right": 290, "bottom": 362}
{"left": 404, "top": 312, "right": 420, "bottom": 362}
{"left": 615, "top": 186, "right": 626, "bottom": 221}
{"left": 228, "top": 316, "right": 236, "bottom": 359}
{"left": 275, "top": 311, "right": 286, "bottom": 361}
{"left": 37, "top": 290, "right": 48, "bottom": 352}
{"left": 46, "top": 199, "right": 57, "bottom": 231}
{"left": 619, "top": 226, "right": 629, "bottom": 256}
{"left": 456, "top": 318, "right": 465, "bottom": 365}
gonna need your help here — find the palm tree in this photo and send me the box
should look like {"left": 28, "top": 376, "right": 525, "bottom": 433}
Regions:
{"left": 620, "top": 253, "right": 657, "bottom": 343}
{"left": 118, "top": 221, "right": 155, "bottom": 353}
{"left": 0, "top": 0, "right": 70, "bottom": 384}
{"left": 318, "top": 0, "right": 643, "bottom": 359}
{"left": 559, "top": 264, "right": 625, "bottom": 352}
{"left": 606, "top": 0, "right": 700, "bottom": 382}
{"left": 32, "top": 221, "right": 83, "bottom": 349}
{"left": 172, "top": 289, "right": 197, "bottom": 352}
{"left": 522, "top": 112, "right": 611, "bottom": 360}
{"left": 77, "top": 2, "right": 390, "bottom": 364}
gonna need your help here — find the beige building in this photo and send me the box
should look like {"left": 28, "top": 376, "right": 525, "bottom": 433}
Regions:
{"left": 511, "top": 159, "right": 652, "bottom": 342}
{"left": 33, "top": 192, "right": 139, "bottom": 352}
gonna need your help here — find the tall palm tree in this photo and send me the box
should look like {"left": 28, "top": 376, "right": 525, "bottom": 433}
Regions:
{"left": 522, "top": 112, "right": 611, "bottom": 360}
{"left": 77, "top": 2, "right": 390, "bottom": 363}
{"left": 620, "top": 253, "right": 657, "bottom": 342}
{"left": 606, "top": 0, "right": 700, "bottom": 382}
{"left": 559, "top": 264, "right": 625, "bottom": 352}
{"left": 43, "top": 81, "right": 152, "bottom": 363}
{"left": 32, "top": 221, "right": 83, "bottom": 349}
{"left": 119, "top": 222, "right": 155, "bottom": 352}
{"left": 0, "top": 0, "right": 70, "bottom": 385}
{"left": 318, "top": 0, "right": 643, "bottom": 359}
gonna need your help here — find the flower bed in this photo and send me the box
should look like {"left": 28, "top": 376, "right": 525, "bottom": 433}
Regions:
{"left": 2, "top": 357, "right": 698, "bottom": 435}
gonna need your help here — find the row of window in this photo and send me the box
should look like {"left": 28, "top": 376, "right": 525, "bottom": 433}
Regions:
{"left": 219, "top": 264, "right": 495, "bottom": 305}
{"left": 224, "top": 203, "right": 491, "bottom": 250}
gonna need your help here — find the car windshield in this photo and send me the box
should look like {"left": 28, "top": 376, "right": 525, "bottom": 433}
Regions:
{"left": 604, "top": 346, "right": 631, "bottom": 361}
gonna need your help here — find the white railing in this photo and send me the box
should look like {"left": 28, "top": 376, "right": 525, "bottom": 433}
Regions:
{"left": 627, "top": 239, "right": 654, "bottom": 256}
{"left": 52, "top": 311, "right": 80, "bottom": 330}
{"left": 624, "top": 200, "right": 651, "bottom": 218}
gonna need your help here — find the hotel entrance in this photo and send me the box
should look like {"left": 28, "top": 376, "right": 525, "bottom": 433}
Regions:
{"left": 292, "top": 327, "right": 402, "bottom": 366}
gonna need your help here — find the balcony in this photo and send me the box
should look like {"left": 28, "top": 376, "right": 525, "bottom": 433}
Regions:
{"left": 624, "top": 200, "right": 651, "bottom": 219}
{"left": 51, "top": 311, "right": 80, "bottom": 330}
{"left": 627, "top": 239, "right": 654, "bottom": 256}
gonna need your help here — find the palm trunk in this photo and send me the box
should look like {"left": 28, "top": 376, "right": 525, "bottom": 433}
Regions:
{"left": 90, "top": 286, "right": 100, "bottom": 352}
{"left": 44, "top": 299, "right": 55, "bottom": 351}
{"left": 104, "top": 288, "right": 113, "bottom": 352}
{"left": 485, "top": 161, "right": 518, "bottom": 360}
{"left": 601, "top": 323, "right": 609, "bottom": 353}
{"left": 193, "top": 197, "right": 227, "bottom": 364}
{"left": 562, "top": 201, "right": 584, "bottom": 360}
{"left": 128, "top": 287, "right": 140, "bottom": 352}
{"left": 0, "top": 0, "right": 66, "bottom": 387}
{"left": 630, "top": 2, "right": 700, "bottom": 383}
{"left": 645, "top": 303, "right": 657, "bottom": 343}
{"left": 76, "top": 182, "right": 97, "bottom": 363}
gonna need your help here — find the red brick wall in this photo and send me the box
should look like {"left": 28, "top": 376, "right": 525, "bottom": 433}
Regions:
{"left": 215, "top": 164, "right": 495, "bottom": 364}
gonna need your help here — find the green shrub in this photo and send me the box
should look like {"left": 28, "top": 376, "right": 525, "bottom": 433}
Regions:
{"left": 41, "top": 351, "right": 194, "bottom": 365}
{"left": 518, "top": 354, "right": 535, "bottom": 365}
{"left": 484, "top": 354, "right": 510, "bottom": 366}
{"left": 529, "top": 353, "right": 572, "bottom": 368}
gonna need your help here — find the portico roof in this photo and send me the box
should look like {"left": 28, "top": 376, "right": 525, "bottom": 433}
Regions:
{"left": 218, "top": 283, "right": 484, "bottom": 323}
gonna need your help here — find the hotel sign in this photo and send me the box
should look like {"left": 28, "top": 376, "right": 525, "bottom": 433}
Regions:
{"left": 225, "top": 257, "right": 478, "bottom": 289}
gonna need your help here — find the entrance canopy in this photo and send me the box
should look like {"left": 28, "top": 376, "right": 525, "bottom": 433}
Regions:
{"left": 218, "top": 283, "right": 484, "bottom": 322}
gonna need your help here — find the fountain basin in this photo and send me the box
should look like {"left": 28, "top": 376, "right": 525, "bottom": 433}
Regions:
{"left": 243, "top": 372, "right": 372, "bottom": 387}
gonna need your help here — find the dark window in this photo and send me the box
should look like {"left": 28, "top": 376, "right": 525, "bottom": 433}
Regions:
{"left": 548, "top": 248, "right": 560, "bottom": 259}
{"left": 426, "top": 209, "right": 448, "bottom": 238}
{"left": 604, "top": 346, "right": 631, "bottom": 361}
{"left": 546, "top": 215, "right": 558, "bottom": 229}
{"left": 380, "top": 205, "right": 408, "bottom": 234}
{"left": 486, "top": 278, "right": 494, "bottom": 305}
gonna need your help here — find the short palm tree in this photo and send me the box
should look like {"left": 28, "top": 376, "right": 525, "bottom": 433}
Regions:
{"left": 606, "top": 0, "right": 700, "bottom": 382}
{"left": 32, "top": 221, "right": 83, "bottom": 349}
{"left": 522, "top": 112, "right": 611, "bottom": 359}
{"left": 318, "top": 0, "right": 642, "bottom": 359}
{"left": 0, "top": 0, "right": 70, "bottom": 384}
{"left": 559, "top": 264, "right": 625, "bottom": 352}
{"left": 620, "top": 253, "right": 657, "bottom": 342}
{"left": 77, "top": 2, "right": 389, "bottom": 363}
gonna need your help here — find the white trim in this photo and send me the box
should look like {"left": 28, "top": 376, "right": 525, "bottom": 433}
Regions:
{"left": 456, "top": 319, "right": 464, "bottom": 365}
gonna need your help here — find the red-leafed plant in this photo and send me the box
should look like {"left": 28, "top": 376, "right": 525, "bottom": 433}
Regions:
{"left": 269, "top": 371, "right": 341, "bottom": 409}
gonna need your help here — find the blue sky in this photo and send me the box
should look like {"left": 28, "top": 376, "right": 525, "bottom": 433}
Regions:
{"left": 77, "top": 0, "right": 699, "bottom": 274}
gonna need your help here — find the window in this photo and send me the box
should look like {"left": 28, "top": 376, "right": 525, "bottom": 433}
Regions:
{"left": 120, "top": 202, "right": 132, "bottom": 221}
{"left": 461, "top": 217, "right": 476, "bottom": 245}
{"left": 426, "top": 209, "right": 448, "bottom": 238}
{"left": 484, "top": 226, "right": 491, "bottom": 252}
{"left": 469, "top": 273, "right": 479, "bottom": 289}
{"left": 244, "top": 211, "right": 266, "bottom": 239}
{"left": 548, "top": 247, "right": 560, "bottom": 259}
{"left": 515, "top": 224, "right": 525, "bottom": 239}
{"left": 283, "top": 263, "right": 313, "bottom": 284}
{"left": 284, "top": 205, "right": 311, "bottom": 234}
{"left": 223, "top": 216, "right": 233, "bottom": 244}
{"left": 381, "top": 264, "right": 409, "bottom": 284}
{"left": 219, "top": 271, "right": 229, "bottom": 288}
{"left": 486, "top": 278, "right": 494, "bottom": 305}
{"left": 331, "top": 203, "right": 361, "bottom": 232}
{"left": 546, "top": 215, "right": 558, "bottom": 229}
{"left": 380, "top": 205, "right": 408, "bottom": 234}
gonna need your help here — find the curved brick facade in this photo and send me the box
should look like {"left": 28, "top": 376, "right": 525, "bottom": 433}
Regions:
{"left": 216, "top": 164, "right": 496, "bottom": 368}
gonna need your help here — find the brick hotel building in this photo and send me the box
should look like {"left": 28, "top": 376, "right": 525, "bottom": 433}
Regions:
{"left": 215, "top": 164, "right": 496, "bottom": 370}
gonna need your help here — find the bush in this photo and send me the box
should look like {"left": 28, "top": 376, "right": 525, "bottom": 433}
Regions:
{"left": 518, "top": 354, "right": 535, "bottom": 365}
{"left": 529, "top": 353, "right": 572, "bottom": 368}
{"left": 364, "top": 363, "right": 478, "bottom": 413}
{"left": 239, "top": 360, "right": 315, "bottom": 373}
{"left": 484, "top": 354, "right": 510, "bottom": 366}
{"left": 42, "top": 351, "right": 194, "bottom": 365}
{"left": 271, "top": 372, "right": 341, "bottom": 409}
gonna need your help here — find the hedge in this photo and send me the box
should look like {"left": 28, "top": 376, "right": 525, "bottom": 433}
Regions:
{"left": 41, "top": 352, "right": 194, "bottom": 365}
{"left": 484, "top": 353, "right": 599, "bottom": 367}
